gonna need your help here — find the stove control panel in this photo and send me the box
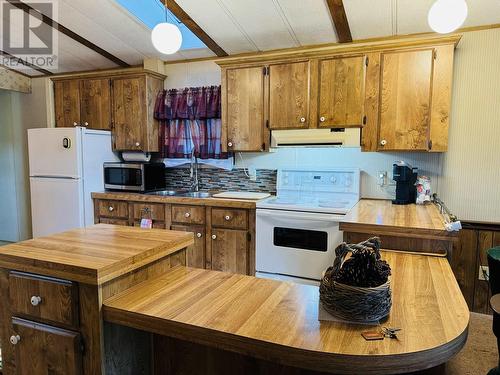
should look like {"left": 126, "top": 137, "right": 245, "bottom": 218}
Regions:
{"left": 277, "top": 169, "right": 360, "bottom": 195}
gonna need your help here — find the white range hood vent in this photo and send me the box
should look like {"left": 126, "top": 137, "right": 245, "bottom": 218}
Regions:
{"left": 270, "top": 128, "right": 360, "bottom": 148}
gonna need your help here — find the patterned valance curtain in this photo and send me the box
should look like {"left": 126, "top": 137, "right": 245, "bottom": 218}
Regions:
{"left": 154, "top": 86, "right": 228, "bottom": 159}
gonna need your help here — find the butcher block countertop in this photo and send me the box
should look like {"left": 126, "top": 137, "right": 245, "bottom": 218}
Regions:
{"left": 91, "top": 191, "right": 260, "bottom": 209}
{"left": 339, "top": 199, "right": 456, "bottom": 240}
{"left": 0, "top": 224, "right": 193, "bottom": 285}
{"left": 103, "top": 251, "right": 469, "bottom": 375}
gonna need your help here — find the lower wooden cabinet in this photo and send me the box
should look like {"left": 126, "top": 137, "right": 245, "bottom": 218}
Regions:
{"left": 171, "top": 224, "right": 206, "bottom": 269}
{"left": 10, "top": 317, "right": 82, "bottom": 375}
{"left": 209, "top": 229, "right": 249, "bottom": 275}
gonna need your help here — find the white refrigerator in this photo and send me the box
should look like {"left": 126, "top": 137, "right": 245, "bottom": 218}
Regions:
{"left": 28, "top": 127, "right": 119, "bottom": 238}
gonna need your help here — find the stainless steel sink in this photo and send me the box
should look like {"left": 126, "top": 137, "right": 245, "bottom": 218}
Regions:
{"left": 146, "top": 190, "right": 188, "bottom": 196}
{"left": 180, "top": 191, "right": 212, "bottom": 198}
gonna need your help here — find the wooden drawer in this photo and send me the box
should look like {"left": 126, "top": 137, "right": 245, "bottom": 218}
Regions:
{"left": 8, "top": 271, "right": 79, "bottom": 327}
{"left": 172, "top": 205, "right": 205, "bottom": 224}
{"left": 97, "top": 200, "right": 128, "bottom": 218}
{"left": 211, "top": 208, "right": 248, "bottom": 230}
{"left": 133, "top": 203, "right": 165, "bottom": 221}
{"left": 99, "top": 217, "right": 129, "bottom": 226}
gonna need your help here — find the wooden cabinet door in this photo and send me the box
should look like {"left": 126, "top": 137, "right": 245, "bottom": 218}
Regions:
{"left": 80, "top": 78, "right": 111, "bottom": 130}
{"left": 54, "top": 80, "right": 81, "bottom": 128}
{"left": 172, "top": 225, "right": 206, "bottom": 269}
{"left": 12, "top": 317, "right": 82, "bottom": 375}
{"left": 318, "top": 55, "right": 366, "bottom": 128}
{"left": 224, "top": 66, "right": 265, "bottom": 151}
{"left": 111, "top": 77, "right": 146, "bottom": 151}
{"left": 378, "top": 49, "right": 434, "bottom": 151}
{"left": 269, "top": 61, "right": 310, "bottom": 129}
{"left": 210, "top": 229, "right": 248, "bottom": 275}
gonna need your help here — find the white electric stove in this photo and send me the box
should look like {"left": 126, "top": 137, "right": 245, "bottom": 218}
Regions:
{"left": 256, "top": 168, "right": 360, "bottom": 285}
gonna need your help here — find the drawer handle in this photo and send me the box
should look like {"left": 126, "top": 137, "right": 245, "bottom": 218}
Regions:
{"left": 84, "top": 122, "right": 89, "bottom": 126}
{"left": 300, "top": 117, "right": 306, "bottom": 123}
{"left": 211, "top": 234, "right": 217, "bottom": 240}
{"left": 196, "top": 232, "right": 202, "bottom": 238}
{"left": 135, "top": 142, "right": 140, "bottom": 147}
{"left": 10, "top": 335, "right": 20, "bottom": 345}
{"left": 30, "top": 296, "right": 42, "bottom": 306}
{"left": 73, "top": 122, "right": 78, "bottom": 126}
{"left": 320, "top": 116, "right": 325, "bottom": 122}
{"left": 184, "top": 212, "right": 191, "bottom": 218}
{"left": 108, "top": 206, "right": 114, "bottom": 212}
{"left": 224, "top": 215, "right": 231, "bottom": 221}
{"left": 227, "top": 141, "right": 233, "bottom": 147}
{"left": 380, "top": 139, "right": 387, "bottom": 146}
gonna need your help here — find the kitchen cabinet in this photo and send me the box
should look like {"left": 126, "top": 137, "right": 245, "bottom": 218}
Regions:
{"left": 172, "top": 224, "right": 206, "bottom": 268}
{"left": 269, "top": 61, "right": 311, "bottom": 130}
{"left": 10, "top": 317, "right": 82, "bottom": 375}
{"left": 80, "top": 78, "right": 112, "bottom": 130}
{"left": 318, "top": 55, "right": 366, "bottom": 128}
{"left": 209, "top": 229, "right": 248, "bottom": 274}
{"left": 217, "top": 35, "right": 458, "bottom": 153}
{"left": 54, "top": 80, "right": 80, "bottom": 128}
{"left": 223, "top": 66, "right": 267, "bottom": 152}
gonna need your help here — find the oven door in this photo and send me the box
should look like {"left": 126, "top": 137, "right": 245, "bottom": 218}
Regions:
{"left": 104, "top": 164, "right": 144, "bottom": 191}
{"left": 256, "top": 209, "right": 344, "bottom": 281}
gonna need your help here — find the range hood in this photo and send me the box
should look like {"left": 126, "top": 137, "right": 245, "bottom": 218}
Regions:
{"left": 270, "top": 128, "right": 360, "bottom": 148}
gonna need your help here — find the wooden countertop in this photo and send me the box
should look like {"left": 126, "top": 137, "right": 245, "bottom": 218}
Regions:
{"left": 339, "top": 199, "right": 456, "bottom": 240}
{"left": 91, "top": 191, "right": 261, "bottom": 209}
{"left": 0, "top": 224, "right": 193, "bottom": 285}
{"left": 103, "top": 251, "right": 469, "bottom": 375}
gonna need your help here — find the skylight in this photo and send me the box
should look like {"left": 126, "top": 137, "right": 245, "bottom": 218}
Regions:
{"left": 115, "top": 0, "right": 206, "bottom": 50}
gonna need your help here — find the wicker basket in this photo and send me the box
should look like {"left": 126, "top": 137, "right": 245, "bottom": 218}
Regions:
{"left": 319, "top": 238, "right": 392, "bottom": 322}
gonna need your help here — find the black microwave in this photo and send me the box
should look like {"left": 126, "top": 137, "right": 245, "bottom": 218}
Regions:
{"left": 103, "top": 162, "right": 166, "bottom": 192}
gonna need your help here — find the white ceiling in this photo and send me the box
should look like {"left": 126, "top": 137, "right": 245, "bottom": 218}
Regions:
{"left": 2, "top": 0, "right": 500, "bottom": 76}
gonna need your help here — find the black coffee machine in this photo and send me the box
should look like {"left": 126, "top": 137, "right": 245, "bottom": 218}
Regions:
{"left": 392, "top": 161, "right": 418, "bottom": 205}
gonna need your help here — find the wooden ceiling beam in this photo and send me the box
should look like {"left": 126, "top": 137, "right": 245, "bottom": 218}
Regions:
{"left": 6, "top": 0, "right": 130, "bottom": 67}
{"left": 161, "top": 0, "right": 228, "bottom": 57}
{"left": 0, "top": 50, "right": 52, "bottom": 75}
{"left": 326, "top": 0, "right": 352, "bottom": 43}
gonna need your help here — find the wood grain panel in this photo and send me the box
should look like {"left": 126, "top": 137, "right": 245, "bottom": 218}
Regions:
{"left": 171, "top": 225, "right": 206, "bottom": 269}
{"left": 144, "top": 75, "right": 163, "bottom": 152}
{"left": 12, "top": 317, "right": 82, "bottom": 375}
{"left": 97, "top": 200, "right": 129, "bottom": 219}
{"left": 80, "top": 78, "right": 111, "bottom": 130}
{"left": 132, "top": 203, "right": 165, "bottom": 221}
{"left": 211, "top": 208, "right": 248, "bottom": 230}
{"left": 112, "top": 76, "right": 146, "bottom": 151}
{"left": 361, "top": 52, "right": 380, "bottom": 151}
{"left": 210, "top": 229, "right": 248, "bottom": 274}
{"left": 429, "top": 44, "right": 454, "bottom": 151}
{"left": 325, "top": 0, "right": 352, "bottom": 43}
{"left": 98, "top": 217, "right": 129, "bottom": 226}
{"left": 225, "top": 66, "right": 265, "bottom": 151}
{"left": 269, "top": 61, "right": 310, "bottom": 129}
{"left": 172, "top": 205, "right": 205, "bottom": 225}
{"left": 54, "top": 80, "right": 80, "bottom": 127}
{"left": 473, "top": 230, "right": 500, "bottom": 314}
{"left": 318, "top": 55, "right": 365, "bottom": 127}
{"left": 378, "top": 49, "right": 434, "bottom": 151}
{"left": 103, "top": 252, "right": 469, "bottom": 375}
{"left": 9, "top": 272, "right": 79, "bottom": 327}
{"left": 0, "top": 269, "right": 15, "bottom": 373}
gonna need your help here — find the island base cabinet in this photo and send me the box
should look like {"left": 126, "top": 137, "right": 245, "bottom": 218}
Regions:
{"left": 10, "top": 317, "right": 82, "bottom": 375}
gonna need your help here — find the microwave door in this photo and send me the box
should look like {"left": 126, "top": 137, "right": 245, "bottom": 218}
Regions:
{"left": 104, "top": 167, "right": 144, "bottom": 191}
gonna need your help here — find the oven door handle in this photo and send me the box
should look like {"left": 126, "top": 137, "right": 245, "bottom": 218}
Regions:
{"left": 256, "top": 209, "right": 345, "bottom": 222}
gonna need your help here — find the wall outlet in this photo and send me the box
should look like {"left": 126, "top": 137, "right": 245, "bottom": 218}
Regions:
{"left": 479, "top": 265, "right": 489, "bottom": 281}
{"left": 378, "top": 171, "right": 387, "bottom": 186}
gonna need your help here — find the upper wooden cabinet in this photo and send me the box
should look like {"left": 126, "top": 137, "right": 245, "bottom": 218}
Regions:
{"left": 269, "top": 61, "right": 310, "bottom": 129}
{"left": 318, "top": 55, "right": 366, "bottom": 128}
{"left": 53, "top": 69, "right": 165, "bottom": 152}
{"left": 217, "top": 35, "right": 459, "bottom": 153}
{"left": 223, "top": 66, "right": 266, "bottom": 152}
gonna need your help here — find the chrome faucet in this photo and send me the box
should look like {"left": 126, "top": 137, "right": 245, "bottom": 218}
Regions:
{"left": 190, "top": 149, "right": 199, "bottom": 192}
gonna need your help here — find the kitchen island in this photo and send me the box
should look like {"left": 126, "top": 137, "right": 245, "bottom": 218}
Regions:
{"left": 103, "top": 250, "right": 469, "bottom": 375}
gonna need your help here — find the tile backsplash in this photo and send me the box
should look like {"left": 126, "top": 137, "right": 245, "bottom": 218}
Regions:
{"left": 165, "top": 168, "right": 277, "bottom": 193}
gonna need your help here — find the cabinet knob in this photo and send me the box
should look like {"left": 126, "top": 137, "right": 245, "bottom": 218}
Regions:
{"left": 30, "top": 296, "right": 42, "bottom": 306}
{"left": 300, "top": 117, "right": 306, "bottom": 123}
{"left": 196, "top": 232, "right": 202, "bottom": 238}
{"left": 224, "top": 215, "right": 231, "bottom": 221}
{"left": 211, "top": 234, "right": 217, "bottom": 240}
{"left": 10, "top": 335, "right": 20, "bottom": 345}
{"left": 184, "top": 212, "right": 191, "bottom": 218}
{"left": 135, "top": 142, "right": 140, "bottom": 147}
{"left": 73, "top": 122, "right": 78, "bottom": 126}
{"left": 227, "top": 141, "right": 233, "bottom": 147}
{"left": 108, "top": 206, "right": 114, "bottom": 212}
{"left": 320, "top": 116, "right": 325, "bottom": 122}
{"left": 84, "top": 122, "right": 89, "bottom": 126}
{"left": 380, "top": 139, "right": 387, "bottom": 146}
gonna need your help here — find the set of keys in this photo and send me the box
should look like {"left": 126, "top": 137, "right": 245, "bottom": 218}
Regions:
{"left": 361, "top": 326, "right": 401, "bottom": 341}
